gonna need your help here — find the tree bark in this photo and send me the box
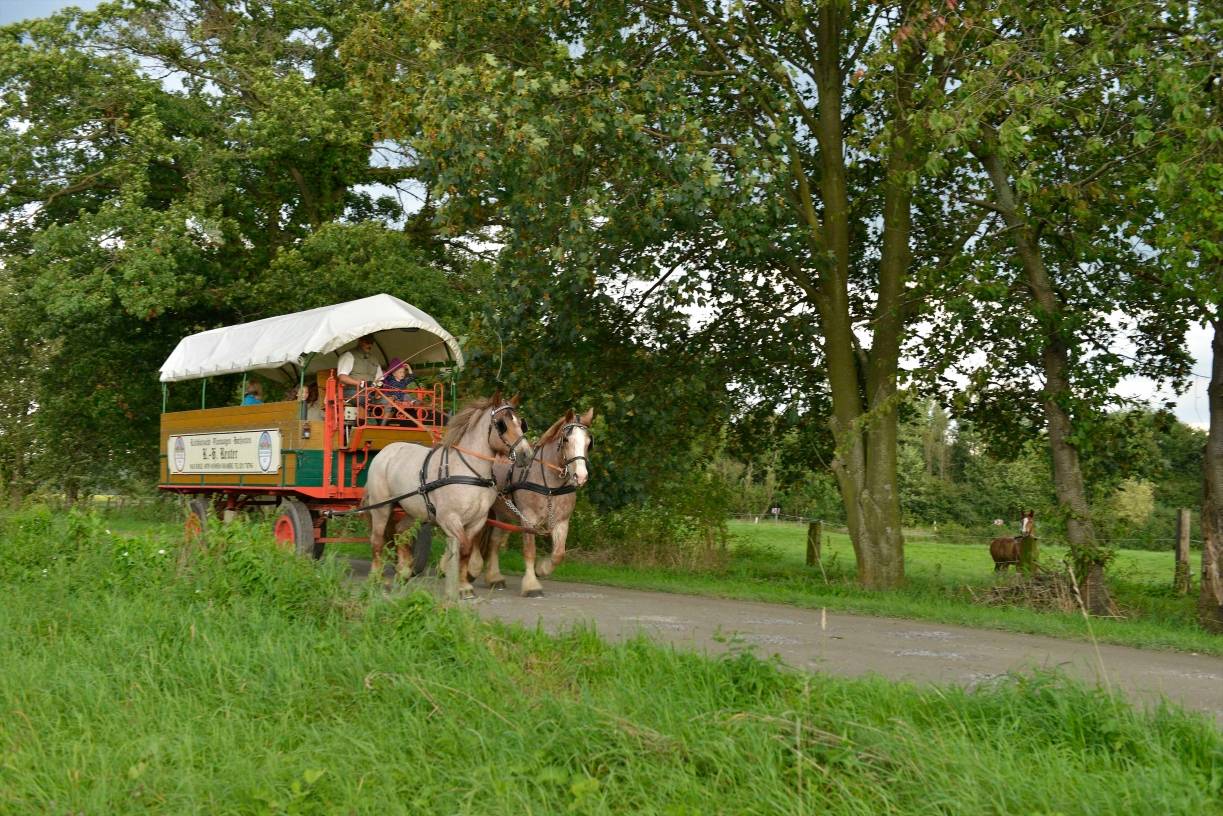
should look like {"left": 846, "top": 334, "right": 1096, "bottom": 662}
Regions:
{"left": 974, "top": 146, "right": 1107, "bottom": 612}
{"left": 1200, "top": 316, "right": 1223, "bottom": 631}
{"left": 804, "top": 3, "right": 907, "bottom": 589}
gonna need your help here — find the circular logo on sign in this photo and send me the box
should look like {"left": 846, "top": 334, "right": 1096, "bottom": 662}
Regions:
{"left": 173, "top": 436, "right": 186, "bottom": 472}
{"left": 258, "top": 431, "right": 273, "bottom": 472}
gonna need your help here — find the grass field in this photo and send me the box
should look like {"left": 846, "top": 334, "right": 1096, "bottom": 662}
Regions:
{"left": 105, "top": 510, "right": 1223, "bottom": 656}
{"left": 2, "top": 507, "right": 1222, "bottom": 814}
{"left": 534, "top": 520, "right": 1223, "bottom": 657}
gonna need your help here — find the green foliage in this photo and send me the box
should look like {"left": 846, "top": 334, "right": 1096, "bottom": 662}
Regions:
{"left": 568, "top": 467, "right": 732, "bottom": 567}
{"left": 2, "top": 505, "right": 1222, "bottom": 813}
{"left": 0, "top": 2, "right": 466, "bottom": 498}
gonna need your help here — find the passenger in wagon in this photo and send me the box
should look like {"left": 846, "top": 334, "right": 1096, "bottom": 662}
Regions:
{"left": 296, "top": 382, "right": 324, "bottom": 421}
{"left": 336, "top": 335, "right": 383, "bottom": 393}
{"left": 336, "top": 335, "right": 383, "bottom": 427}
{"left": 378, "top": 357, "right": 418, "bottom": 426}
{"left": 241, "top": 381, "right": 263, "bottom": 405}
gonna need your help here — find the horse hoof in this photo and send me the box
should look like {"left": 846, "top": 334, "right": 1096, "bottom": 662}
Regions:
{"left": 490, "top": 579, "right": 507, "bottom": 590}
{"left": 524, "top": 589, "right": 544, "bottom": 599}
{"left": 459, "top": 588, "right": 476, "bottom": 601}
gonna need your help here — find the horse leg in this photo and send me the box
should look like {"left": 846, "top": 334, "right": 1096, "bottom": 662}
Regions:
{"left": 483, "top": 525, "right": 507, "bottom": 590}
{"left": 435, "top": 515, "right": 477, "bottom": 601}
{"left": 521, "top": 532, "right": 544, "bottom": 598}
{"left": 466, "top": 537, "right": 485, "bottom": 583}
{"left": 536, "top": 520, "right": 568, "bottom": 578}
{"left": 393, "top": 514, "right": 416, "bottom": 582}
{"left": 368, "top": 506, "right": 390, "bottom": 580}
{"left": 456, "top": 523, "right": 481, "bottom": 601}
{"left": 438, "top": 531, "right": 461, "bottom": 602}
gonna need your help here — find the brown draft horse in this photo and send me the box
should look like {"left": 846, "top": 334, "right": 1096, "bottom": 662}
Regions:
{"left": 990, "top": 510, "right": 1035, "bottom": 572}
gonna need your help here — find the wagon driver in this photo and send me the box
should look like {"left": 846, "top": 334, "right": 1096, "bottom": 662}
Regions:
{"left": 336, "top": 334, "right": 383, "bottom": 404}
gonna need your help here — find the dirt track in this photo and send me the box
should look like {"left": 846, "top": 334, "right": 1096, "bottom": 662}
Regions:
{"left": 346, "top": 559, "right": 1223, "bottom": 723}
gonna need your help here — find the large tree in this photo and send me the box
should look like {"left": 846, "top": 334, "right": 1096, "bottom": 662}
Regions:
{"left": 1128, "top": 1, "right": 1223, "bottom": 628}
{"left": 919, "top": 1, "right": 1191, "bottom": 609}
{"left": 0, "top": 1, "right": 460, "bottom": 495}
{"left": 352, "top": 0, "right": 1003, "bottom": 587}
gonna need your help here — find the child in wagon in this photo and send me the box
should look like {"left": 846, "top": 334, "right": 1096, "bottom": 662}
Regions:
{"left": 378, "top": 357, "right": 418, "bottom": 425}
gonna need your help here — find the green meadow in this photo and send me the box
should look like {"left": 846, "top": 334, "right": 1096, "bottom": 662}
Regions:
{"left": 1, "top": 507, "right": 1221, "bottom": 814}
{"left": 544, "top": 520, "right": 1223, "bottom": 656}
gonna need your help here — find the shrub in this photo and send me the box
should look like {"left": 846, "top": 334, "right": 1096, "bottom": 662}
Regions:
{"left": 569, "top": 467, "right": 731, "bottom": 568}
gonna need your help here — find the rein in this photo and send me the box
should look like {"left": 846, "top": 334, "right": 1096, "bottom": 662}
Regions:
{"left": 324, "top": 404, "right": 527, "bottom": 519}
{"left": 497, "top": 421, "right": 592, "bottom": 534}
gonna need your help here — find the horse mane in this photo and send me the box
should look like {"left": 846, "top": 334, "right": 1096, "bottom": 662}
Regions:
{"left": 538, "top": 414, "right": 570, "bottom": 445}
{"left": 442, "top": 395, "right": 496, "bottom": 447}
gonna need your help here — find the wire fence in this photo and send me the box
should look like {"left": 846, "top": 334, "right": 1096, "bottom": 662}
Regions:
{"left": 727, "top": 513, "right": 1204, "bottom": 548}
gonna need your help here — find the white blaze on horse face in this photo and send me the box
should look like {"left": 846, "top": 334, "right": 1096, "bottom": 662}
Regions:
{"left": 570, "top": 427, "right": 591, "bottom": 486}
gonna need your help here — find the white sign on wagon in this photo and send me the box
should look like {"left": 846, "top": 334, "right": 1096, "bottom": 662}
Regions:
{"left": 169, "top": 430, "right": 281, "bottom": 474}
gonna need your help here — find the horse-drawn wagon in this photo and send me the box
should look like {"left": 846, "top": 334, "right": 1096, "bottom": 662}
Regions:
{"left": 157, "top": 294, "right": 463, "bottom": 568}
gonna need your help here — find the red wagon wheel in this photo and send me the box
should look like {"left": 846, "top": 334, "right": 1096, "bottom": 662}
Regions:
{"left": 274, "top": 498, "right": 323, "bottom": 559}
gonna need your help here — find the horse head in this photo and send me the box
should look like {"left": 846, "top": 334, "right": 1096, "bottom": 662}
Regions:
{"left": 558, "top": 407, "right": 595, "bottom": 487}
{"left": 488, "top": 391, "right": 533, "bottom": 466}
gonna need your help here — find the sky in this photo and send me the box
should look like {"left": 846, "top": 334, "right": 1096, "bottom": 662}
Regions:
{"left": 0, "top": 0, "right": 98, "bottom": 25}
{"left": 4, "top": 0, "right": 1212, "bottom": 427}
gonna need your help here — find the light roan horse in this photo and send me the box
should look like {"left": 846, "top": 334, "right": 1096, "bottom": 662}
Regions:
{"left": 467, "top": 407, "right": 594, "bottom": 597}
{"left": 990, "top": 509, "right": 1036, "bottom": 572}
{"left": 363, "top": 392, "right": 531, "bottom": 600}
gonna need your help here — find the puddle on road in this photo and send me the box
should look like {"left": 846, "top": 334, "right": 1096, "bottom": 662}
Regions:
{"left": 737, "top": 633, "right": 802, "bottom": 646}
{"left": 893, "top": 649, "right": 966, "bottom": 660}
{"left": 895, "top": 630, "right": 960, "bottom": 641}
{"left": 1153, "top": 669, "right": 1223, "bottom": 682}
{"left": 622, "top": 614, "right": 690, "bottom": 632}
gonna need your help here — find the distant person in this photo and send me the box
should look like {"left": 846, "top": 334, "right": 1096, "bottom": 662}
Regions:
{"left": 242, "top": 381, "right": 263, "bottom": 405}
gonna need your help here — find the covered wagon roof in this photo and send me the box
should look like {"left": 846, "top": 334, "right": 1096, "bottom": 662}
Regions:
{"left": 158, "top": 294, "right": 464, "bottom": 383}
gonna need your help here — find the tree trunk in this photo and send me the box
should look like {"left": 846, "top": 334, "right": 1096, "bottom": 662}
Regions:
{"left": 1175, "top": 507, "right": 1192, "bottom": 595}
{"left": 1200, "top": 316, "right": 1223, "bottom": 632}
{"left": 975, "top": 146, "right": 1107, "bottom": 612}
{"left": 806, "top": 521, "right": 822, "bottom": 567}
{"left": 801, "top": 4, "right": 907, "bottom": 589}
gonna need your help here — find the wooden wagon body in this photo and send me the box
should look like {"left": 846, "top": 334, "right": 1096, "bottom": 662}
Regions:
{"left": 157, "top": 295, "right": 462, "bottom": 558}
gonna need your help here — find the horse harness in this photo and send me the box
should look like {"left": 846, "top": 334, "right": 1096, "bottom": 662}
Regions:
{"left": 323, "top": 403, "right": 525, "bottom": 520}
{"left": 498, "top": 421, "right": 593, "bottom": 535}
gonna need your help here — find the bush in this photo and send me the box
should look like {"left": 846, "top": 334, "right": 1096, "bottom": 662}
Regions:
{"left": 569, "top": 467, "right": 731, "bottom": 568}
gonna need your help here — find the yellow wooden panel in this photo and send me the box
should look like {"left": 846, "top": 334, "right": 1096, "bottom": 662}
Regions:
{"left": 359, "top": 428, "right": 436, "bottom": 448}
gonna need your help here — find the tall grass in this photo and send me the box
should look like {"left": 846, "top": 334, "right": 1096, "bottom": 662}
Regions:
{"left": 0, "top": 507, "right": 1220, "bottom": 814}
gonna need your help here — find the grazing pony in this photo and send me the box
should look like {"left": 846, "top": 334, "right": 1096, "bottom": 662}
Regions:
{"left": 363, "top": 392, "right": 531, "bottom": 600}
{"left": 990, "top": 509, "right": 1036, "bottom": 572}
{"left": 466, "top": 407, "right": 594, "bottom": 597}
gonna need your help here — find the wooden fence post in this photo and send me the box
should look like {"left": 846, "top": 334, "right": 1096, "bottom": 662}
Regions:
{"left": 806, "top": 521, "right": 822, "bottom": 567}
{"left": 1175, "top": 508, "right": 1192, "bottom": 595}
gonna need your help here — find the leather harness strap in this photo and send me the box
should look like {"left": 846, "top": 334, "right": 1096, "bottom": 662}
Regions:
{"left": 324, "top": 404, "right": 526, "bottom": 519}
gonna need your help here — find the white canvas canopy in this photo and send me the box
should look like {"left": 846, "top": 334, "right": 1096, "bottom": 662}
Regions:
{"left": 158, "top": 294, "right": 464, "bottom": 383}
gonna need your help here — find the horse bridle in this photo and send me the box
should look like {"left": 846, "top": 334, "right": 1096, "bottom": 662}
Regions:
{"left": 490, "top": 403, "right": 530, "bottom": 465}
{"left": 556, "top": 421, "right": 594, "bottom": 483}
